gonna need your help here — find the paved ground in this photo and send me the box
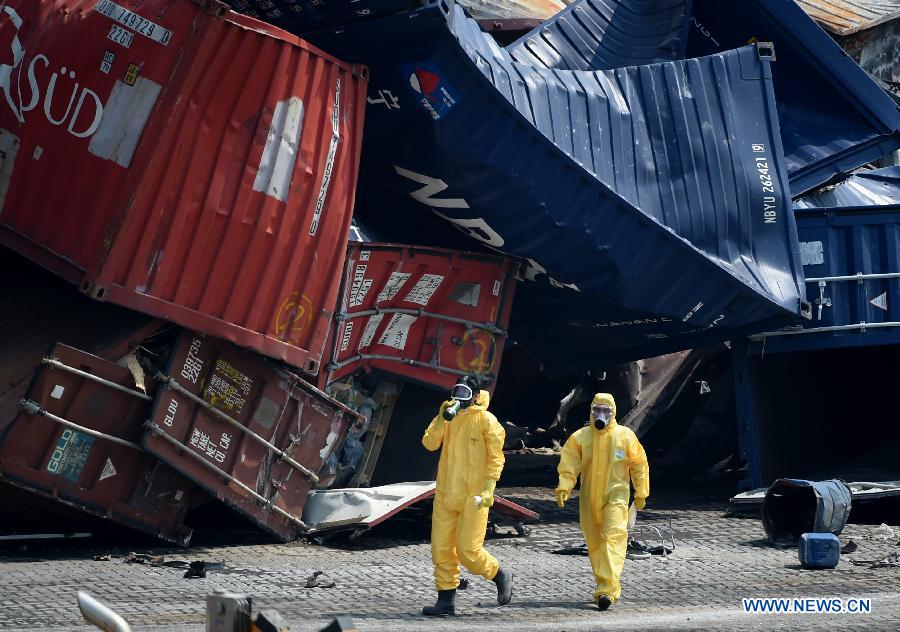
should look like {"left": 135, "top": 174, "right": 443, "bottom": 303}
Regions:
{"left": 2, "top": 485, "right": 899, "bottom": 631}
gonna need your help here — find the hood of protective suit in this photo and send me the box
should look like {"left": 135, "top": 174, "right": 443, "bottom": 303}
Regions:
{"left": 468, "top": 389, "right": 489, "bottom": 411}
{"left": 591, "top": 392, "right": 616, "bottom": 431}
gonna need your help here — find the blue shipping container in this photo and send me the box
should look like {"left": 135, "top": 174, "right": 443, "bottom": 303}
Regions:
{"left": 302, "top": 2, "right": 807, "bottom": 371}
{"left": 686, "top": 0, "right": 900, "bottom": 196}
{"left": 752, "top": 201, "right": 900, "bottom": 354}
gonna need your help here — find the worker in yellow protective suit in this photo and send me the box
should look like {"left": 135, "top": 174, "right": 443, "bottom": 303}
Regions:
{"left": 421, "top": 375, "right": 513, "bottom": 616}
{"left": 556, "top": 392, "right": 649, "bottom": 611}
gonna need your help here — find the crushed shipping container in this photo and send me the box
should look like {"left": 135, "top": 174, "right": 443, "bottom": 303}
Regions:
{"left": 0, "top": 343, "right": 199, "bottom": 545}
{"left": 687, "top": 0, "right": 900, "bottom": 195}
{"left": 142, "top": 331, "right": 364, "bottom": 542}
{"left": 321, "top": 243, "right": 519, "bottom": 390}
{"left": 794, "top": 167, "right": 900, "bottom": 209}
{"left": 300, "top": 2, "right": 807, "bottom": 372}
{"left": 0, "top": 0, "right": 367, "bottom": 375}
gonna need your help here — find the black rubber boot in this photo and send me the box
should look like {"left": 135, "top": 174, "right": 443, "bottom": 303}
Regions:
{"left": 597, "top": 594, "right": 612, "bottom": 611}
{"left": 493, "top": 567, "right": 513, "bottom": 605}
{"left": 422, "top": 589, "right": 456, "bottom": 616}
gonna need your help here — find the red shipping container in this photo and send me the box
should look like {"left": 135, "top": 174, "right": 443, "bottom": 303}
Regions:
{"left": 0, "top": 0, "right": 367, "bottom": 375}
{"left": 320, "top": 243, "right": 520, "bottom": 390}
{"left": 143, "top": 330, "right": 363, "bottom": 541}
{"left": 0, "top": 343, "right": 199, "bottom": 545}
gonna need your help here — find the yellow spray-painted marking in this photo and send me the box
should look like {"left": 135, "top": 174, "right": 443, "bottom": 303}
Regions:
{"left": 457, "top": 328, "right": 496, "bottom": 373}
{"left": 275, "top": 292, "right": 313, "bottom": 343}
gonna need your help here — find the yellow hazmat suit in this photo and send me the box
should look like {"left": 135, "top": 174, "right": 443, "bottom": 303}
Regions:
{"left": 556, "top": 393, "right": 650, "bottom": 603}
{"left": 422, "top": 390, "right": 506, "bottom": 591}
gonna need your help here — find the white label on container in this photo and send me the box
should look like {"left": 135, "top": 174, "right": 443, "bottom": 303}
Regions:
{"left": 309, "top": 79, "right": 341, "bottom": 236}
{"left": 347, "top": 264, "right": 367, "bottom": 307}
{"left": 492, "top": 280, "right": 501, "bottom": 296}
{"left": 100, "top": 51, "right": 116, "bottom": 74}
{"left": 107, "top": 24, "right": 133, "bottom": 48}
{"left": 377, "top": 314, "right": 417, "bottom": 350}
{"left": 94, "top": 0, "right": 173, "bottom": 45}
{"left": 88, "top": 78, "right": 161, "bottom": 168}
{"left": 253, "top": 97, "right": 304, "bottom": 203}
{"left": 50, "top": 385, "right": 65, "bottom": 399}
{"left": 99, "top": 458, "right": 117, "bottom": 481}
{"left": 376, "top": 272, "right": 411, "bottom": 303}
{"left": 870, "top": 292, "right": 888, "bottom": 311}
{"left": 404, "top": 274, "right": 443, "bottom": 305}
{"left": 340, "top": 322, "right": 354, "bottom": 352}
{"left": 358, "top": 314, "right": 384, "bottom": 350}
{"left": 351, "top": 279, "right": 373, "bottom": 308}
{"left": 799, "top": 241, "right": 824, "bottom": 266}
{"left": 360, "top": 250, "right": 370, "bottom": 261}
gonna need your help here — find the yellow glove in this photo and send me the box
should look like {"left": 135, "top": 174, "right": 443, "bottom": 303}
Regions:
{"left": 634, "top": 496, "right": 646, "bottom": 510}
{"left": 478, "top": 479, "right": 496, "bottom": 508}
{"left": 438, "top": 400, "right": 454, "bottom": 416}
{"left": 556, "top": 489, "right": 570, "bottom": 508}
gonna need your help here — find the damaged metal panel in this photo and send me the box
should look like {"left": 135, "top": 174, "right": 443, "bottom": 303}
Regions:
{"left": 142, "top": 331, "right": 363, "bottom": 542}
{"left": 795, "top": 0, "right": 900, "bottom": 36}
{"left": 0, "top": 344, "right": 196, "bottom": 545}
{"left": 323, "top": 243, "right": 519, "bottom": 389}
{"left": 302, "top": 481, "right": 539, "bottom": 535}
{"left": 752, "top": 201, "right": 900, "bottom": 353}
{"left": 506, "top": 0, "right": 692, "bottom": 70}
{"left": 687, "top": 0, "right": 900, "bottom": 196}
{"left": 794, "top": 167, "right": 900, "bottom": 209}
{"left": 0, "top": 0, "right": 367, "bottom": 375}
{"left": 460, "top": 0, "right": 566, "bottom": 19}
{"left": 303, "top": 4, "right": 807, "bottom": 370}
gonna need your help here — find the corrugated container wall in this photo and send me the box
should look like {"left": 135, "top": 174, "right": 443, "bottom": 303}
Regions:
{"left": 0, "top": 0, "right": 367, "bottom": 375}
{"left": 752, "top": 203, "right": 900, "bottom": 353}
{"left": 321, "top": 243, "right": 519, "bottom": 390}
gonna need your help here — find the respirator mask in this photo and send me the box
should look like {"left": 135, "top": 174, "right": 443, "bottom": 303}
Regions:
{"left": 592, "top": 404, "right": 613, "bottom": 430}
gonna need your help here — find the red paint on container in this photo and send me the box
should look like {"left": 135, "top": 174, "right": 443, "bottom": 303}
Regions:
{"left": 321, "top": 243, "right": 520, "bottom": 390}
{"left": 142, "top": 330, "right": 363, "bottom": 542}
{"left": 0, "top": 0, "right": 367, "bottom": 375}
{"left": 0, "top": 343, "right": 198, "bottom": 545}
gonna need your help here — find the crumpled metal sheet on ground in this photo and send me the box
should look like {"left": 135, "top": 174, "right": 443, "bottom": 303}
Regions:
{"left": 142, "top": 331, "right": 363, "bottom": 542}
{"left": 0, "top": 343, "right": 198, "bottom": 545}
{"left": 302, "top": 481, "right": 540, "bottom": 535}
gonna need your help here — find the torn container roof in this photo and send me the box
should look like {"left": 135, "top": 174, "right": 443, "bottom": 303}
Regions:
{"left": 794, "top": 167, "right": 900, "bottom": 208}
{"left": 685, "top": 0, "right": 900, "bottom": 196}
{"left": 300, "top": 3, "right": 807, "bottom": 370}
{"left": 795, "top": 0, "right": 900, "bottom": 36}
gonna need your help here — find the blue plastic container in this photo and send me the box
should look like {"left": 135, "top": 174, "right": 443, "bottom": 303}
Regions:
{"left": 799, "top": 532, "right": 841, "bottom": 569}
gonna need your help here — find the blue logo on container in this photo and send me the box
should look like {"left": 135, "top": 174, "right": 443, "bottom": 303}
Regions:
{"left": 401, "top": 61, "right": 460, "bottom": 120}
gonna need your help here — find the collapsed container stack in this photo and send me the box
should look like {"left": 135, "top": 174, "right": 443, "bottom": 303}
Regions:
{"left": 1, "top": 0, "right": 899, "bottom": 539}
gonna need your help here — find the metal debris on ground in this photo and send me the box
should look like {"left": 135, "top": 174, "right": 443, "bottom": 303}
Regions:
{"left": 842, "top": 540, "right": 859, "bottom": 554}
{"left": 304, "top": 571, "right": 336, "bottom": 589}
{"left": 860, "top": 523, "right": 899, "bottom": 542}
{"left": 850, "top": 552, "right": 900, "bottom": 569}
{"left": 78, "top": 591, "right": 131, "bottom": 632}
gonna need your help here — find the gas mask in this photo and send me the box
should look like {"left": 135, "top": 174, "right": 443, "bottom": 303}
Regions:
{"left": 592, "top": 404, "right": 613, "bottom": 430}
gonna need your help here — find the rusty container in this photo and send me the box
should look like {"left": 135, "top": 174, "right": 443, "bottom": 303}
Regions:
{"left": 142, "top": 330, "right": 363, "bottom": 542}
{"left": 0, "top": 0, "right": 367, "bottom": 375}
{"left": 0, "top": 343, "right": 198, "bottom": 545}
